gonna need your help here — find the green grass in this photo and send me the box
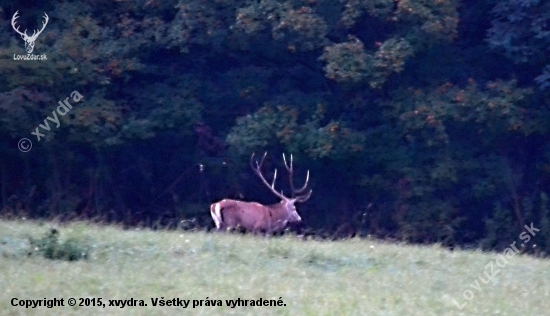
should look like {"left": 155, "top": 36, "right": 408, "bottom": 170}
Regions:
{"left": 0, "top": 220, "right": 549, "bottom": 315}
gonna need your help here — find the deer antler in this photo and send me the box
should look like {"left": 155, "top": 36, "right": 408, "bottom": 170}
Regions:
{"left": 250, "top": 152, "right": 287, "bottom": 200}
{"left": 250, "top": 152, "right": 312, "bottom": 202}
{"left": 11, "top": 11, "right": 49, "bottom": 40}
{"left": 283, "top": 153, "right": 312, "bottom": 202}
{"left": 35, "top": 13, "right": 49, "bottom": 38}
{"left": 11, "top": 11, "right": 26, "bottom": 37}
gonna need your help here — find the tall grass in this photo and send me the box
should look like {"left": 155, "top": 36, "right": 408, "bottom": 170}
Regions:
{"left": 0, "top": 220, "right": 549, "bottom": 315}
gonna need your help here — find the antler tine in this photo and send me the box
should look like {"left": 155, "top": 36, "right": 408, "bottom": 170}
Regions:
{"left": 295, "top": 188, "right": 313, "bottom": 203}
{"left": 271, "top": 169, "right": 278, "bottom": 190}
{"left": 282, "top": 153, "right": 292, "bottom": 171}
{"left": 11, "top": 11, "right": 27, "bottom": 37}
{"left": 250, "top": 152, "right": 256, "bottom": 168}
{"left": 38, "top": 13, "right": 49, "bottom": 32}
{"left": 283, "top": 153, "right": 310, "bottom": 196}
{"left": 283, "top": 153, "right": 296, "bottom": 194}
{"left": 250, "top": 152, "right": 266, "bottom": 170}
{"left": 250, "top": 152, "right": 286, "bottom": 200}
{"left": 32, "top": 12, "right": 50, "bottom": 37}
{"left": 294, "top": 169, "right": 310, "bottom": 194}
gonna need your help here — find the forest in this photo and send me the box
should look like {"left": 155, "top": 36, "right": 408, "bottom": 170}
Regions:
{"left": 1, "top": 0, "right": 550, "bottom": 253}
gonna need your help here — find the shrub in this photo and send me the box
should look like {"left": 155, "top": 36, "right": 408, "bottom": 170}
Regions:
{"left": 28, "top": 228, "right": 90, "bottom": 261}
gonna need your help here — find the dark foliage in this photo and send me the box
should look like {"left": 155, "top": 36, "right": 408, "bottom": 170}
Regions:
{"left": 1, "top": 0, "right": 550, "bottom": 254}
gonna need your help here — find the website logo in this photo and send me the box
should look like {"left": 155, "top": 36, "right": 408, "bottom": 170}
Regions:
{"left": 11, "top": 10, "right": 48, "bottom": 60}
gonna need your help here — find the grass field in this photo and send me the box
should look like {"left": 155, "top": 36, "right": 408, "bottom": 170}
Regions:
{"left": 0, "top": 220, "right": 549, "bottom": 315}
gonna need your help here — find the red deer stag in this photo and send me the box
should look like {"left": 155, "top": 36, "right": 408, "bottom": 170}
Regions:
{"left": 210, "top": 152, "right": 312, "bottom": 234}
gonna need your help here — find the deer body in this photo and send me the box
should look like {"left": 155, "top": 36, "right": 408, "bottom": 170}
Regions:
{"left": 210, "top": 153, "right": 311, "bottom": 234}
{"left": 211, "top": 199, "right": 302, "bottom": 233}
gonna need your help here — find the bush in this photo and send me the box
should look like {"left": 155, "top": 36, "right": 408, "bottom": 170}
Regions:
{"left": 28, "top": 228, "right": 90, "bottom": 261}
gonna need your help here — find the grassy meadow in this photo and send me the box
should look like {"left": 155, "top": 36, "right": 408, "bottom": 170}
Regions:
{"left": 0, "top": 219, "right": 549, "bottom": 315}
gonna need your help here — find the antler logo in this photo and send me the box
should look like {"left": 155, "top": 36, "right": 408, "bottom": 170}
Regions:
{"left": 11, "top": 10, "right": 49, "bottom": 54}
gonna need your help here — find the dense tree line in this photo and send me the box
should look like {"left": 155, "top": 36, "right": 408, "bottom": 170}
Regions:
{"left": 1, "top": 0, "right": 550, "bottom": 253}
